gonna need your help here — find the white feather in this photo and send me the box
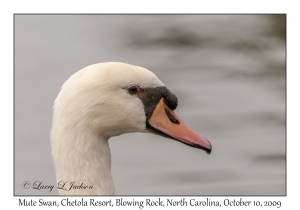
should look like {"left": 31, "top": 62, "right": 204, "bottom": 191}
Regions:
{"left": 51, "top": 62, "right": 164, "bottom": 195}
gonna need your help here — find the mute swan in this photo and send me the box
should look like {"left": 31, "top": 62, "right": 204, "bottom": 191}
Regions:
{"left": 51, "top": 62, "right": 212, "bottom": 195}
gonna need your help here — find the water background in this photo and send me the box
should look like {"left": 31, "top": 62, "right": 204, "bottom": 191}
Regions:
{"left": 15, "top": 15, "right": 286, "bottom": 195}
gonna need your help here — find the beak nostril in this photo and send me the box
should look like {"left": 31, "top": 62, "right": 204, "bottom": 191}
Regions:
{"left": 165, "top": 109, "right": 180, "bottom": 124}
{"left": 171, "top": 118, "right": 179, "bottom": 124}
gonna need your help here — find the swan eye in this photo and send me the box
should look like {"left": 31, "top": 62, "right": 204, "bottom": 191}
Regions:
{"left": 128, "top": 86, "right": 139, "bottom": 95}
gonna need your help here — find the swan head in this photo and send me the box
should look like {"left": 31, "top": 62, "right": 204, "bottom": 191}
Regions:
{"left": 51, "top": 62, "right": 212, "bottom": 195}
{"left": 53, "top": 62, "right": 211, "bottom": 153}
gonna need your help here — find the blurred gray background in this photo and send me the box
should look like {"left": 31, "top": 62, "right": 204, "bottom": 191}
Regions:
{"left": 15, "top": 15, "right": 286, "bottom": 195}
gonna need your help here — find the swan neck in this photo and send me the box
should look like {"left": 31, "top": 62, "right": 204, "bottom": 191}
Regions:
{"left": 51, "top": 127, "right": 115, "bottom": 195}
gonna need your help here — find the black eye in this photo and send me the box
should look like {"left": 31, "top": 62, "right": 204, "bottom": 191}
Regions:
{"left": 128, "top": 86, "right": 139, "bottom": 94}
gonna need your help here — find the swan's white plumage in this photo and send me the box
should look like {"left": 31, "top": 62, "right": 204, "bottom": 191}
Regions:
{"left": 51, "top": 62, "right": 164, "bottom": 195}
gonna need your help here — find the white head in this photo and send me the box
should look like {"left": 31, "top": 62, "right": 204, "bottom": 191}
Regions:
{"left": 51, "top": 62, "right": 211, "bottom": 195}
{"left": 52, "top": 62, "right": 164, "bottom": 138}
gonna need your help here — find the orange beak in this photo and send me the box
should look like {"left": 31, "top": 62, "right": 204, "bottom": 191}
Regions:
{"left": 147, "top": 98, "right": 212, "bottom": 154}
